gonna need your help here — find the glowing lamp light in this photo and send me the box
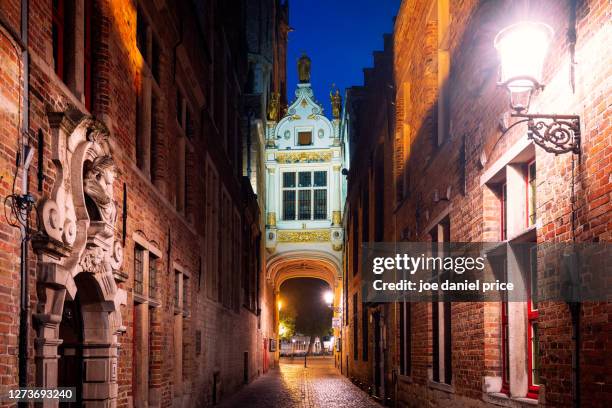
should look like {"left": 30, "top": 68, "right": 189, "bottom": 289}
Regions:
{"left": 493, "top": 21, "right": 580, "bottom": 156}
{"left": 323, "top": 291, "right": 334, "bottom": 306}
{"left": 494, "top": 21, "right": 553, "bottom": 111}
{"left": 277, "top": 300, "right": 282, "bottom": 311}
{"left": 279, "top": 323, "right": 286, "bottom": 337}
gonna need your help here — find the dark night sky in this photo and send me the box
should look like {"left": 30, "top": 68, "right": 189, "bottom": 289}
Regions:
{"left": 286, "top": 0, "right": 401, "bottom": 116}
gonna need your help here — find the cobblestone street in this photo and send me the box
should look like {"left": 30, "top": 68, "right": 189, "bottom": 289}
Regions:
{"left": 218, "top": 357, "right": 383, "bottom": 408}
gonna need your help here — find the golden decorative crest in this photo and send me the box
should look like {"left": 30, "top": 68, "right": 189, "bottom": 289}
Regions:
{"left": 277, "top": 230, "right": 331, "bottom": 243}
{"left": 275, "top": 151, "right": 332, "bottom": 164}
{"left": 288, "top": 114, "right": 302, "bottom": 121}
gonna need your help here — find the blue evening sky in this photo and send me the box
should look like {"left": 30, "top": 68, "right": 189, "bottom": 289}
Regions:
{"left": 286, "top": 0, "right": 401, "bottom": 116}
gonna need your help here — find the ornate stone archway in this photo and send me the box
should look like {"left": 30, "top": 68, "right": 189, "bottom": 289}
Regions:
{"left": 266, "top": 250, "right": 340, "bottom": 292}
{"left": 33, "top": 109, "right": 126, "bottom": 407}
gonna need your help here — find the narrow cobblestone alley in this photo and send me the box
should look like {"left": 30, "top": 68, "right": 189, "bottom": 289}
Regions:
{"left": 217, "top": 357, "right": 383, "bottom": 408}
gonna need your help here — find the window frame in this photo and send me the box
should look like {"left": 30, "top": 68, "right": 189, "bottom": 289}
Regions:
{"left": 527, "top": 246, "right": 540, "bottom": 398}
{"left": 280, "top": 170, "right": 328, "bottom": 221}
{"left": 527, "top": 160, "right": 536, "bottom": 227}
{"left": 52, "top": 0, "right": 66, "bottom": 80}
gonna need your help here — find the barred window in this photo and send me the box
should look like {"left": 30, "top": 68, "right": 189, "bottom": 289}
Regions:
{"left": 298, "top": 190, "right": 312, "bottom": 220}
{"left": 134, "top": 246, "right": 144, "bottom": 295}
{"left": 281, "top": 171, "right": 327, "bottom": 221}
{"left": 283, "top": 191, "right": 296, "bottom": 220}
{"left": 313, "top": 189, "right": 326, "bottom": 220}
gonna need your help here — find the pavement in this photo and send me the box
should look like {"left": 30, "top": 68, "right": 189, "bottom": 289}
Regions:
{"left": 217, "top": 356, "right": 383, "bottom": 408}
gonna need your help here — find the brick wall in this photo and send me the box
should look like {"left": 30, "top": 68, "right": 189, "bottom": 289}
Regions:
{"left": 344, "top": 0, "right": 610, "bottom": 407}
{"left": 0, "top": 0, "right": 281, "bottom": 406}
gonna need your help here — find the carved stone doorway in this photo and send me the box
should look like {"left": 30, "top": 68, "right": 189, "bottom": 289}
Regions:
{"left": 58, "top": 295, "right": 84, "bottom": 408}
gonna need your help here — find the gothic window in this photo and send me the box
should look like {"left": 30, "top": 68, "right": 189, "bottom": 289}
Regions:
{"left": 281, "top": 171, "right": 327, "bottom": 221}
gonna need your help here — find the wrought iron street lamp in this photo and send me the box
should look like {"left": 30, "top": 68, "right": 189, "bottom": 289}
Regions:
{"left": 495, "top": 21, "right": 580, "bottom": 155}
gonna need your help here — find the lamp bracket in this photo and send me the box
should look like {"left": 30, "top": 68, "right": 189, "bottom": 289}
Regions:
{"left": 510, "top": 113, "right": 581, "bottom": 155}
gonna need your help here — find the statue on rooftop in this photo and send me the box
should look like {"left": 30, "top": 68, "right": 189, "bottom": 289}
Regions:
{"left": 298, "top": 53, "right": 311, "bottom": 83}
{"left": 330, "top": 88, "right": 342, "bottom": 119}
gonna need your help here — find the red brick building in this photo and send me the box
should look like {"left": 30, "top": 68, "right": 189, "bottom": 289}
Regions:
{"left": 0, "top": 0, "right": 287, "bottom": 406}
{"left": 342, "top": 0, "right": 610, "bottom": 407}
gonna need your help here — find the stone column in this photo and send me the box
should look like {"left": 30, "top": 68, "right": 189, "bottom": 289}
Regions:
{"left": 332, "top": 164, "right": 342, "bottom": 226}
{"left": 81, "top": 341, "right": 119, "bottom": 408}
{"left": 268, "top": 167, "right": 277, "bottom": 222}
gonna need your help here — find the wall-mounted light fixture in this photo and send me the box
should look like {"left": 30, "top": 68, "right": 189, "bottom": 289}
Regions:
{"left": 495, "top": 21, "right": 580, "bottom": 155}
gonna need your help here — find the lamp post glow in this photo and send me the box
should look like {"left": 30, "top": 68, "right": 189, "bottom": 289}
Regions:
{"left": 494, "top": 21, "right": 553, "bottom": 111}
{"left": 323, "top": 291, "right": 334, "bottom": 306}
{"left": 277, "top": 300, "right": 282, "bottom": 311}
{"left": 494, "top": 21, "right": 580, "bottom": 155}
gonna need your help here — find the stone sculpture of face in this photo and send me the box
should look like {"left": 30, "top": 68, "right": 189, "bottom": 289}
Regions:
{"left": 84, "top": 156, "right": 117, "bottom": 223}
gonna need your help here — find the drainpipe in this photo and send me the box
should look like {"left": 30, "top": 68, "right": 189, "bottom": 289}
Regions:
{"left": 18, "top": 0, "right": 30, "bottom": 398}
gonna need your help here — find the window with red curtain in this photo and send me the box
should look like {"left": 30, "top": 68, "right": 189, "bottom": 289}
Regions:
{"left": 52, "top": 0, "right": 65, "bottom": 80}
{"left": 527, "top": 246, "right": 540, "bottom": 398}
{"left": 501, "top": 300, "right": 509, "bottom": 393}
{"left": 84, "top": 0, "right": 93, "bottom": 110}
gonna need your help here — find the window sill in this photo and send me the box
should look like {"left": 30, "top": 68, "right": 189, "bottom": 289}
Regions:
{"left": 483, "top": 392, "right": 538, "bottom": 407}
{"left": 427, "top": 380, "right": 454, "bottom": 393}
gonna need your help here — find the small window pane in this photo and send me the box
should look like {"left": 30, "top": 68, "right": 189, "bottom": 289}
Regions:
{"left": 313, "top": 189, "right": 327, "bottom": 220}
{"left": 298, "top": 131, "right": 312, "bottom": 145}
{"left": 174, "top": 272, "right": 180, "bottom": 306}
{"left": 298, "top": 190, "right": 311, "bottom": 220}
{"left": 314, "top": 171, "right": 327, "bottom": 187}
{"left": 136, "top": 8, "right": 147, "bottom": 58}
{"left": 149, "top": 255, "right": 157, "bottom": 298}
{"left": 528, "top": 161, "right": 536, "bottom": 226}
{"left": 531, "top": 322, "right": 540, "bottom": 385}
{"left": 183, "top": 277, "right": 189, "bottom": 311}
{"left": 134, "top": 246, "right": 144, "bottom": 295}
{"left": 283, "top": 172, "right": 295, "bottom": 188}
{"left": 298, "top": 172, "right": 311, "bottom": 187}
{"left": 283, "top": 191, "right": 296, "bottom": 220}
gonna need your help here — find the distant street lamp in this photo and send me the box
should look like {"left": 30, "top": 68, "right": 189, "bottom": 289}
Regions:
{"left": 323, "top": 291, "right": 334, "bottom": 306}
{"left": 495, "top": 21, "right": 580, "bottom": 155}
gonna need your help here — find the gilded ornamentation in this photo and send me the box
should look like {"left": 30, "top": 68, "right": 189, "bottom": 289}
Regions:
{"left": 330, "top": 89, "right": 342, "bottom": 119}
{"left": 333, "top": 243, "right": 344, "bottom": 251}
{"left": 277, "top": 230, "right": 331, "bottom": 243}
{"left": 332, "top": 211, "right": 342, "bottom": 226}
{"left": 267, "top": 212, "right": 277, "bottom": 227}
{"left": 267, "top": 92, "right": 280, "bottom": 121}
{"left": 288, "top": 114, "right": 302, "bottom": 121}
{"left": 275, "top": 151, "right": 332, "bottom": 164}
